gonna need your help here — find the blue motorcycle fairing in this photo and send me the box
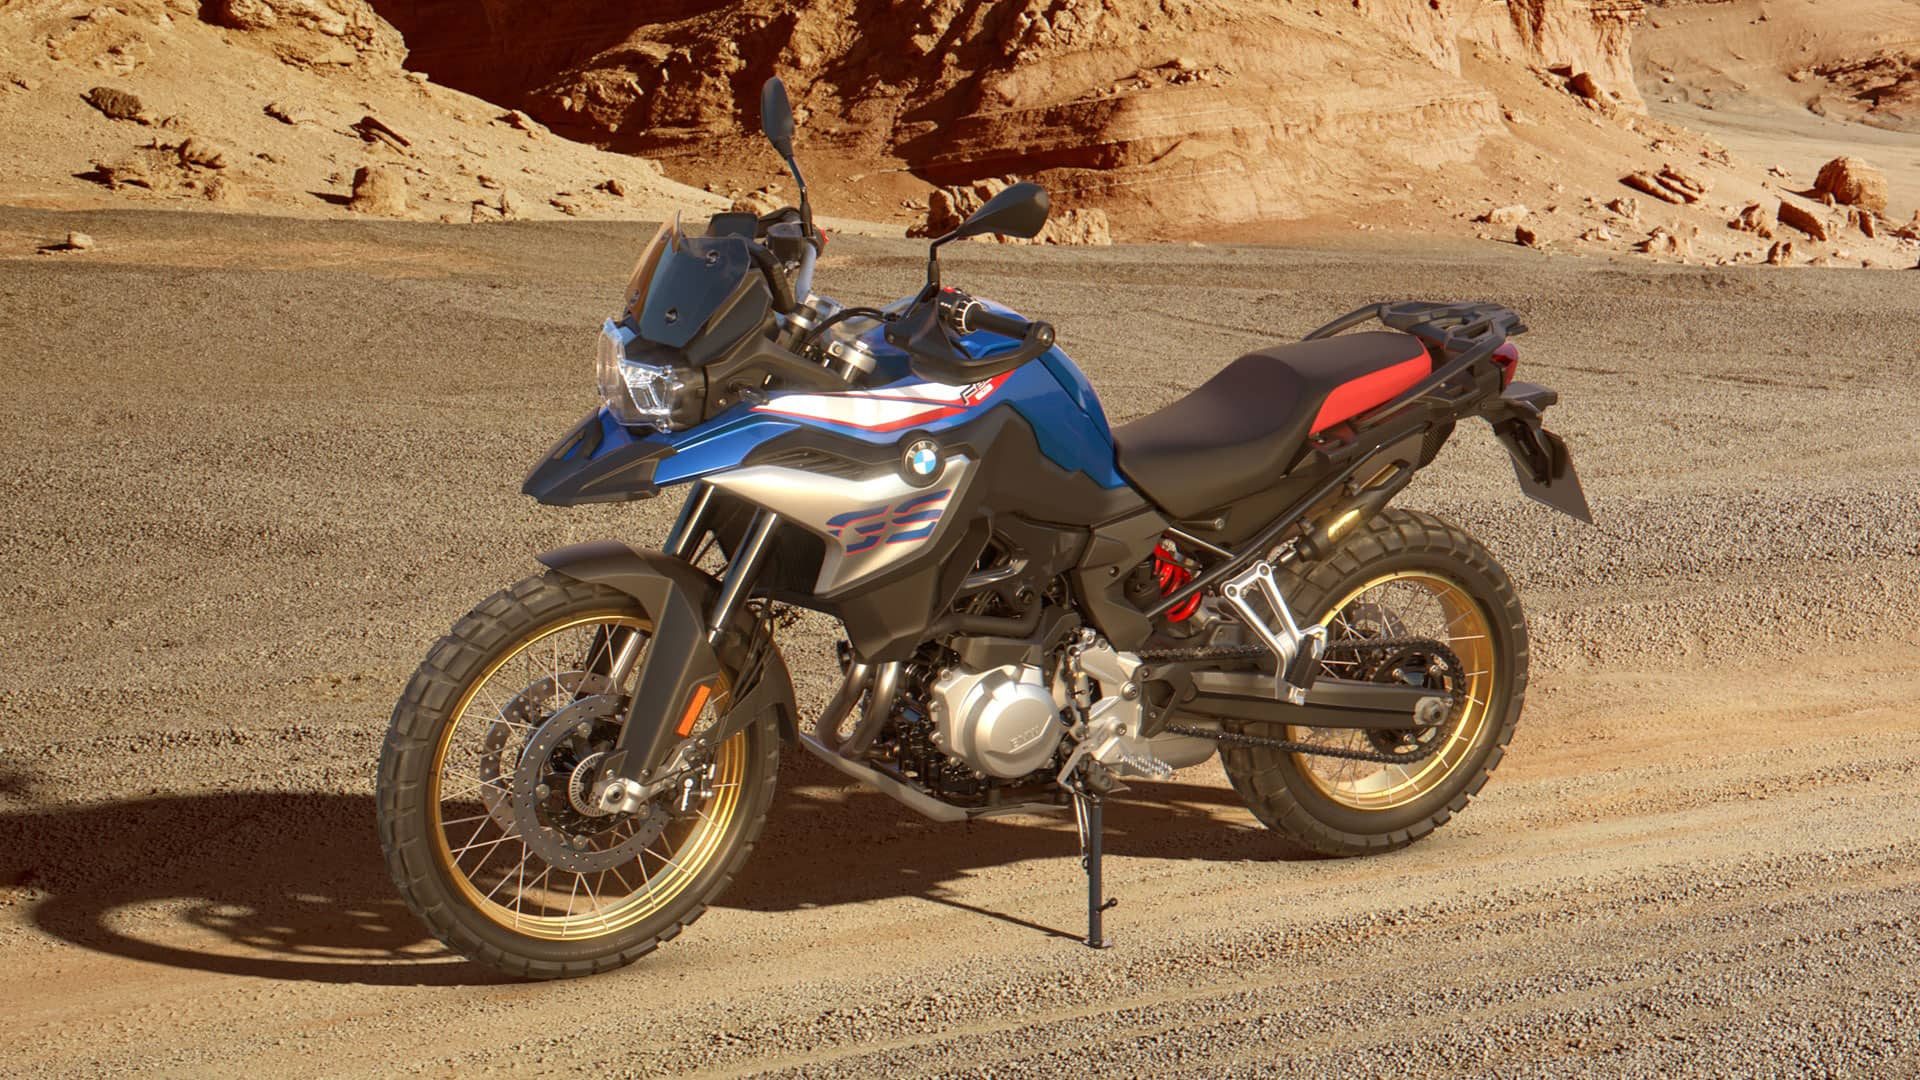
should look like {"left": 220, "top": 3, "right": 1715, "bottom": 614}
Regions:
{"left": 524, "top": 299, "right": 1129, "bottom": 505}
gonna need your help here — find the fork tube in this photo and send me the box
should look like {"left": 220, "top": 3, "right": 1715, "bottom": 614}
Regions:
{"left": 664, "top": 482, "right": 715, "bottom": 560}
{"left": 607, "top": 627, "right": 648, "bottom": 688}
{"left": 707, "top": 510, "right": 780, "bottom": 643}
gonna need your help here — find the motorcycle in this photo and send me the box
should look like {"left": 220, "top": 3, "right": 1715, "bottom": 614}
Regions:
{"left": 376, "top": 77, "right": 1590, "bottom": 978}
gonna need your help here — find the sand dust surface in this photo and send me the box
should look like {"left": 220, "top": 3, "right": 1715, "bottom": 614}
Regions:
{"left": 3, "top": 208, "right": 1920, "bottom": 1075}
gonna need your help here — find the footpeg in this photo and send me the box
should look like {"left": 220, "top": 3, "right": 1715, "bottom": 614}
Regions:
{"left": 1221, "top": 560, "right": 1326, "bottom": 704}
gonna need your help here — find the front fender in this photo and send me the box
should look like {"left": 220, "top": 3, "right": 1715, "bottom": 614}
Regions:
{"left": 536, "top": 540, "right": 799, "bottom": 780}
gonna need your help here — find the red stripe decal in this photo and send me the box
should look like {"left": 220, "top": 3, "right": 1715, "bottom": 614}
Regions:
{"left": 1310, "top": 351, "right": 1431, "bottom": 434}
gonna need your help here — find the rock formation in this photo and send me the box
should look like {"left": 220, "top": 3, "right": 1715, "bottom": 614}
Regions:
{"left": 375, "top": 0, "right": 1647, "bottom": 231}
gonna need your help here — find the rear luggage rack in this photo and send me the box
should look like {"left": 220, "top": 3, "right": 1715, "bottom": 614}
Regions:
{"left": 1305, "top": 301, "right": 1524, "bottom": 361}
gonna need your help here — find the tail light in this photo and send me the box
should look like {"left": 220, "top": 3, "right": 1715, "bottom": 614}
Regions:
{"left": 1492, "top": 342, "right": 1519, "bottom": 388}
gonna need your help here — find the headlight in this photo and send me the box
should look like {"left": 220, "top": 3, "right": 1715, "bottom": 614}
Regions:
{"left": 596, "top": 319, "right": 702, "bottom": 430}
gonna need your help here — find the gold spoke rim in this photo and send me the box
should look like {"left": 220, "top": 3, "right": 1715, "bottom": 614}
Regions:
{"left": 427, "top": 612, "right": 744, "bottom": 941}
{"left": 1290, "top": 570, "right": 1497, "bottom": 811}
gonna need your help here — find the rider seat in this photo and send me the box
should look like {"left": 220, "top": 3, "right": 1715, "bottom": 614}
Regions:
{"left": 1113, "top": 331, "right": 1431, "bottom": 520}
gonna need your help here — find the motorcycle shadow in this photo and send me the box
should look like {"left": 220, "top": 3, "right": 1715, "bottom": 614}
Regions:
{"left": 728, "top": 751, "right": 1310, "bottom": 938}
{"left": 0, "top": 788, "right": 504, "bottom": 986}
{"left": 0, "top": 755, "right": 1300, "bottom": 985}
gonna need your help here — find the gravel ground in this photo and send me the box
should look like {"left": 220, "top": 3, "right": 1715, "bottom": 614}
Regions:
{"left": 2, "top": 207, "right": 1918, "bottom": 1077}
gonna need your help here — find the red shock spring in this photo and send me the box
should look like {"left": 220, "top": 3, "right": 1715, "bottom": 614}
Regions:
{"left": 1152, "top": 542, "right": 1202, "bottom": 621}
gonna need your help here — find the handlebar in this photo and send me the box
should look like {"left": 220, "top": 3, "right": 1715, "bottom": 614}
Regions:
{"left": 935, "top": 289, "right": 1055, "bottom": 349}
{"left": 886, "top": 286, "right": 1057, "bottom": 384}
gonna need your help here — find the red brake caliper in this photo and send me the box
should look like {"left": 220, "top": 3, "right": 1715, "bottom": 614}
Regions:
{"left": 1152, "top": 540, "right": 1202, "bottom": 621}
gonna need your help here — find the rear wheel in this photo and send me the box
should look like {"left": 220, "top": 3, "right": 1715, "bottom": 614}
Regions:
{"left": 1221, "top": 509, "right": 1526, "bottom": 856}
{"left": 377, "top": 572, "right": 779, "bottom": 978}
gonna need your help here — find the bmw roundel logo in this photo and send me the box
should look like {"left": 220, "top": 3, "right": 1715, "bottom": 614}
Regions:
{"left": 904, "top": 439, "right": 940, "bottom": 479}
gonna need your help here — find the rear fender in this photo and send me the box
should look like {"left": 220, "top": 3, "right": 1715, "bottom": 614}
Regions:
{"left": 536, "top": 541, "right": 799, "bottom": 782}
{"left": 1482, "top": 382, "right": 1592, "bottom": 522}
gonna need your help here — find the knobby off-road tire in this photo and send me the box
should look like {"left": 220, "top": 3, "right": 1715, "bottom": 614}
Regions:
{"left": 377, "top": 572, "right": 780, "bottom": 979}
{"left": 1221, "top": 509, "right": 1527, "bottom": 857}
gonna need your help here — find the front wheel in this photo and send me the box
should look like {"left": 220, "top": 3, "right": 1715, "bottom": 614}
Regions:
{"left": 377, "top": 572, "right": 779, "bottom": 979}
{"left": 1221, "top": 509, "right": 1527, "bottom": 856}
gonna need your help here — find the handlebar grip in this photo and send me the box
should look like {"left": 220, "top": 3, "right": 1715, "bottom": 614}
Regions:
{"left": 941, "top": 291, "right": 1050, "bottom": 348}
{"left": 965, "top": 304, "right": 1030, "bottom": 339}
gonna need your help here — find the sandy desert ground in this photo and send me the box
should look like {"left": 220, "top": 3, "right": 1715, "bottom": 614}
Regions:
{"left": 3, "top": 207, "right": 1919, "bottom": 1076}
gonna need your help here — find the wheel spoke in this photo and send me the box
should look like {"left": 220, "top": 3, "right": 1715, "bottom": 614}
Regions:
{"left": 423, "top": 608, "right": 749, "bottom": 941}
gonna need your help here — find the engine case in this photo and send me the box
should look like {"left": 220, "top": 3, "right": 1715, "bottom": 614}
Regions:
{"left": 927, "top": 663, "right": 1064, "bottom": 779}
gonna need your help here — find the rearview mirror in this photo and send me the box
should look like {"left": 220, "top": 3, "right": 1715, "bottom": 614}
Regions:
{"left": 760, "top": 77, "right": 795, "bottom": 159}
{"left": 944, "top": 182, "right": 1050, "bottom": 244}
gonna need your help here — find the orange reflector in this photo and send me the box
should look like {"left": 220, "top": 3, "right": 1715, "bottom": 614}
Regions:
{"left": 674, "top": 683, "right": 713, "bottom": 738}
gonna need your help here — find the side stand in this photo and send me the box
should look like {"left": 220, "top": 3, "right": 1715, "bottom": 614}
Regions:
{"left": 1073, "top": 787, "right": 1118, "bottom": 949}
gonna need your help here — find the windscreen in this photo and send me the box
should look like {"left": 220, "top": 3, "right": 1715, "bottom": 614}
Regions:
{"left": 635, "top": 221, "right": 754, "bottom": 349}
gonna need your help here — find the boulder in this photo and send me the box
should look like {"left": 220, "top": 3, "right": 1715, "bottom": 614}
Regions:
{"left": 1042, "top": 208, "right": 1112, "bottom": 247}
{"left": 1606, "top": 196, "right": 1640, "bottom": 221}
{"left": 203, "top": 175, "right": 245, "bottom": 207}
{"left": 348, "top": 165, "right": 408, "bottom": 216}
{"left": 83, "top": 86, "right": 149, "bottom": 124}
{"left": 1656, "top": 165, "right": 1710, "bottom": 201}
{"left": 1812, "top": 157, "right": 1888, "bottom": 214}
{"left": 501, "top": 109, "right": 543, "bottom": 137}
{"left": 1847, "top": 209, "right": 1876, "bottom": 240}
{"left": 1729, "top": 203, "right": 1774, "bottom": 238}
{"left": 1480, "top": 204, "right": 1529, "bottom": 226}
{"left": 912, "top": 179, "right": 1012, "bottom": 239}
{"left": 1623, "top": 172, "right": 1686, "bottom": 205}
{"left": 264, "top": 101, "right": 313, "bottom": 126}
{"left": 913, "top": 178, "right": 1112, "bottom": 245}
{"left": 177, "top": 138, "right": 229, "bottom": 170}
{"left": 1567, "top": 72, "right": 1603, "bottom": 100}
{"left": 1515, "top": 225, "right": 1543, "bottom": 248}
{"left": 1638, "top": 227, "right": 1689, "bottom": 258}
{"left": 38, "top": 232, "right": 95, "bottom": 254}
{"left": 1776, "top": 199, "right": 1830, "bottom": 241}
{"left": 1766, "top": 240, "right": 1794, "bottom": 266}
{"left": 89, "top": 155, "right": 155, "bottom": 190}
{"left": 351, "top": 115, "right": 410, "bottom": 151}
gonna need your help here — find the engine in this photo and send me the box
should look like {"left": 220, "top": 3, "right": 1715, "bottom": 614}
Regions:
{"left": 878, "top": 628, "right": 1220, "bottom": 805}
{"left": 925, "top": 663, "right": 1065, "bottom": 779}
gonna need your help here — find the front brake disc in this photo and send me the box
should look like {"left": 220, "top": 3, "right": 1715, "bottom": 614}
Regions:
{"left": 509, "top": 694, "right": 669, "bottom": 874}
{"left": 475, "top": 671, "right": 615, "bottom": 831}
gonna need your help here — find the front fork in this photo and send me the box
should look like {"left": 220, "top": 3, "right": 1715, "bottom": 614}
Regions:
{"left": 594, "top": 484, "right": 784, "bottom": 813}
